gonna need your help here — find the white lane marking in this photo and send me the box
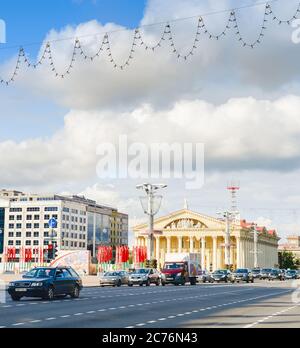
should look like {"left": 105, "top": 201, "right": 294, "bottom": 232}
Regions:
{"left": 45, "top": 318, "right": 56, "bottom": 321}
{"left": 30, "top": 320, "right": 42, "bottom": 323}
{"left": 13, "top": 323, "right": 25, "bottom": 326}
{"left": 244, "top": 303, "right": 299, "bottom": 328}
{"left": 128, "top": 289, "right": 293, "bottom": 328}
{"left": 60, "top": 315, "right": 70, "bottom": 318}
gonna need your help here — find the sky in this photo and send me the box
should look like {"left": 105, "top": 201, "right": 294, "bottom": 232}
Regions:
{"left": 1, "top": 0, "right": 300, "bottom": 243}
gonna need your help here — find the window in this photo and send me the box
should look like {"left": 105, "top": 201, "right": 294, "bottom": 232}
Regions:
{"left": 44, "top": 223, "right": 49, "bottom": 228}
{"left": 26, "top": 215, "right": 32, "bottom": 220}
{"left": 8, "top": 240, "right": 13, "bottom": 246}
{"left": 16, "top": 232, "right": 21, "bottom": 237}
{"left": 44, "top": 215, "right": 50, "bottom": 220}
{"left": 8, "top": 232, "right": 14, "bottom": 237}
{"left": 33, "top": 240, "right": 39, "bottom": 246}
{"left": 9, "top": 216, "right": 15, "bottom": 221}
{"left": 45, "top": 207, "right": 58, "bottom": 212}
{"left": 52, "top": 215, "right": 58, "bottom": 220}
{"left": 9, "top": 208, "right": 22, "bottom": 212}
{"left": 44, "top": 232, "right": 49, "bottom": 237}
{"left": 9, "top": 223, "right": 14, "bottom": 229}
{"left": 26, "top": 232, "right": 31, "bottom": 238}
{"left": 63, "top": 207, "right": 70, "bottom": 213}
{"left": 34, "top": 215, "right": 40, "bottom": 220}
{"left": 34, "top": 223, "right": 39, "bottom": 229}
{"left": 16, "top": 223, "right": 22, "bottom": 229}
{"left": 44, "top": 240, "right": 49, "bottom": 246}
{"left": 26, "top": 223, "right": 32, "bottom": 229}
{"left": 16, "top": 240, "right": 21, "bottom": 246}
{"left": 25, "top": 240, "right": 31, "bottom": 246}
{"left": 33, "top": 232, "right": 39, "bottom": 237}
{"left": 62, "top": 269, "right": 72, "bottom": 278}
{"left": 27, "top": 207, "right": 40, "bottom": 212}
{"left": 16, "top": 215, "right": 22, "bottom": 220}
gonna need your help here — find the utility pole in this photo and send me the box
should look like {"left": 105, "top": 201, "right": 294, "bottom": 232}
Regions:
{"left": 137, "top": 183, "right": 167, "bottom": 260}
{"left": 252, "top": 224, "right": 259, "bottom": 268}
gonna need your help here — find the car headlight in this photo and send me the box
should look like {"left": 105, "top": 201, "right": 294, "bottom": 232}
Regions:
{"left": 177, "top": 273, "right": 182, "bottom": 277}
{"left": 31, "top": 282, "right": 44, "bottom": 287}
{"left": 9, "top": 282, "right": 15, "bottom": 287}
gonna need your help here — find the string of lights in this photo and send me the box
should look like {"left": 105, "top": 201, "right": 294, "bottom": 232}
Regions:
{"left": 1, "top": 1, "right": 300, "bottom": 85}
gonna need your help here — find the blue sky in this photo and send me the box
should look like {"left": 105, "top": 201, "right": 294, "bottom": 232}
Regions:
{"left": 0, "top": 0, "right": 147, "bottom": 59}
{"left": 0, "top": 0, "right": 147, "bottom": 141}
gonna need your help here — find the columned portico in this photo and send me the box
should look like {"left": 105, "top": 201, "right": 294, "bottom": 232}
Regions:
{"left": 134, "top": 208, "right": 279, "bottom": 270}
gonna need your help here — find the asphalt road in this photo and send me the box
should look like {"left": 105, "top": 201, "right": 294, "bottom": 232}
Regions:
{"left": 0, "top": 280, "right": 299, "bottom": 328}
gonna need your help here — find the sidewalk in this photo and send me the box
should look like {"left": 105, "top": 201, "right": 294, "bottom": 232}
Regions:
{"left": 0, "top": 274, "right": 100, "bottom": 288}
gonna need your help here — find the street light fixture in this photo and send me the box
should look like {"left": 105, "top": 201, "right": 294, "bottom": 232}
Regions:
{"left": 136, "top": 183, "right": 167, "bottom": 260}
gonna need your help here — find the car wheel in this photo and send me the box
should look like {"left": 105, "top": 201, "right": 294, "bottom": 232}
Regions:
{"left": 70, "top": 285, "right": 80, "bottom": 299}
{"left": 162, "top": 282, "right": 166, "bottom": 286}
{"left": 117, "top": 280, "right": 122, "bottom": 287}
{"left": 45, "top": 286, "right": 54, "bottom": 301}
{"left": 156, "top": 280, "right": 160, "bottom": 286}
{"left": 146, "top": 280, "right": 150, "bottom": 287}
{"left": 11, "top": 295, "right": 21, "bottom": 301}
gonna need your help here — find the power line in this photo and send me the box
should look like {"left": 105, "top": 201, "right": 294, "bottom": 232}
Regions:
{"left": 0, "top": 0, "right": 290, "bottom": 51}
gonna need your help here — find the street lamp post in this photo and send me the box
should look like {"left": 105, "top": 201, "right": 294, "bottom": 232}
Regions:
{"left": 136, "top": 183, "right": 167, "bottom": 261}
{"left": 218, "top": 211, "right": 234, "bottom": 270}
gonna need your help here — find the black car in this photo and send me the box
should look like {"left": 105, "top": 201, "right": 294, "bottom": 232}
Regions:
{"left": 231, "top": 269, "right": 254, "bottom": 283}
{"left": 210, "top": 270, "right": 231, "bottom": 283}
{"left": 7, "top": 267, "right": 83, "bottom": 301}
{"left": 285, "top": 269, "right": 297, "bottom": 280}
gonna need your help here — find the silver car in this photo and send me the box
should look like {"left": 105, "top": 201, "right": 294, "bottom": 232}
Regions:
{"left": 99, "top": 271, "right": 128, "bottom": 287}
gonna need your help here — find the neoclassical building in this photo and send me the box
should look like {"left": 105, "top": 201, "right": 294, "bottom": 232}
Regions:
{"left": 133, "top": 207, "right": 280, "bottom": 271}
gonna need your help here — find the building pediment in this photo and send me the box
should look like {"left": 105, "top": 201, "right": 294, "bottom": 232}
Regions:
{"left": 134, "top": 209, "right": 229, "bottom": 232}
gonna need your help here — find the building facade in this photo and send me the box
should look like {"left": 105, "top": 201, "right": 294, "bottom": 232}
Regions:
{"left": 0, "top": 190, "right": 128, "bottom": 262}
{"left": 278, "top": 235, "right": 300, "bottom": 260}
{"left": 133, "top": 207, "right": 279, "bottom": 270}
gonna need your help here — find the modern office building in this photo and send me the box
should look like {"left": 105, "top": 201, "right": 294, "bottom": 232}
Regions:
{"left": 0, "top": 190, "right": 128, "bottom": 262}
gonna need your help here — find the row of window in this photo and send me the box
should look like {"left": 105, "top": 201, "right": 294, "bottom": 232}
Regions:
{"left": 8, "top": 222, "right": 59, "bottom": 229}
{"left": 61, "top": 232, "right": 86, "bottom": 240}
{"left": 61, "top": 241, "right": 86, "bottom": 248}
{"left": 9, "top": 207, "right": 58, "bottom": 213}
{"left": 62, "top": 207, "right": 86, "bottom": 216}
{"left": 62, "top": 215, "right": 86, "bottom": 224}
{"left": 9, "top": 214, "right": 58, "bottom": 221}
{"left": 61, "top": 223, "right": 86, "bottom": 231}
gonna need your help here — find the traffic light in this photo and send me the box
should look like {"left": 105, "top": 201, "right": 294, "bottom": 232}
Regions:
{"left": 48, "top": 244, "right": 54, "bottom": 261}
{"left": 54, "top": 244, "right": 59, "bottom": 259}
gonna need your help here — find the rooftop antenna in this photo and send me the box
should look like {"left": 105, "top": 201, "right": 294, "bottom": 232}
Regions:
{"left": 227, "top": 180, "right": 240, "bottom": 223}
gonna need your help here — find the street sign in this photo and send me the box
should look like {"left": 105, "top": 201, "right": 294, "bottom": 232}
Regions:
{"left": 48, "top": 218, "right": 57, "bottom": 229}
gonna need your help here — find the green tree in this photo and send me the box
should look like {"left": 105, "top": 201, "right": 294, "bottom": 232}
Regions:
{"left": 278, "top": 251, "right": 298, "bottom": 269}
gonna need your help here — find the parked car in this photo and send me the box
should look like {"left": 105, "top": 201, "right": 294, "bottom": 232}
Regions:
{"left": 260, "top": 268, "right": 272, "bottom": 280}
{"left": 99, "top": 271, "right": 129, "bottom": 287}
{"left": 231, "top": 269, "right": 254, "bottom": 283}
{"left": 297, "top": 270, "right": 300, "bottom": 279}
{"left": 251, "top": 268, "right": 261, "bottom": 279}
{"left": 128, "top": 268, "right": 161, "bottom": 287}
{"left": 7, "top": 267, "right": 83, "bottom": 301}
{"left": 211, "top": 270, "right": 231, "bottom": 283}
{"left": 285, "top": 269, "right": 298, "bottom": 280}
{"left": 268, "top": 269, "right": 285, "bottom": 281}
{"left": 199, "top": 270, "right": 213, "bottom": 283}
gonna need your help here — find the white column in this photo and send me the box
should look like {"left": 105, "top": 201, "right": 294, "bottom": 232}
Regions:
{"left": 201, "top": 237, "right": 206, "bottom": 270}
{"left": 155, "top": 237, "right": 160, "bottom": 261}
{"left": 236, "top": 236, "right": 240, "bottom": 268}
{"left": 190, "top": 236, "right": 194, "bottom": 253}
{"left": 166, "top": 236, "right": 171, "bottom": 254}
{"left": 178, "top": 236, "right": 182, "bottom": 253}
{"left": 213, "top": 236, "right": 217, "bottom": 271}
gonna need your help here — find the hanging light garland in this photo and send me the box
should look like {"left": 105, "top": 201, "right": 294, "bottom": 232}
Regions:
{"left": 0, "top": 1, "right": 300, "bottom": 86}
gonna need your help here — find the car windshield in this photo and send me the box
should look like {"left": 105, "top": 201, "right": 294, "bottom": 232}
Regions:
{"left": 24, "top": 268, "right": 55, "bottom": 279}
{"left": 164, "top": 263, "right": 184, "bottom": 270}
{"left": 236, "top": 269, "right": 248, "bottom": 273}
{"left": 213, "top": 271, "right": 225, "bottom": 275}
{"left": 104, "top": 272, "right": 119, "bottom": 277}
{"left": 134, "top": 269, "right": 149, "bottom": 274}
{"left": 252, "top": 269, "right": 260, "bottom": 273}
{"left": 287, "top": 270, "right": 296, "bottom": 274}
{"left": 262, "top": 269, "right": 272, "bottom": 272}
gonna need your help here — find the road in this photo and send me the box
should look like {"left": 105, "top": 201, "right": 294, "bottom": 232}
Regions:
{"left": 0, "top": 280, "right": 299, "bottom": 328}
